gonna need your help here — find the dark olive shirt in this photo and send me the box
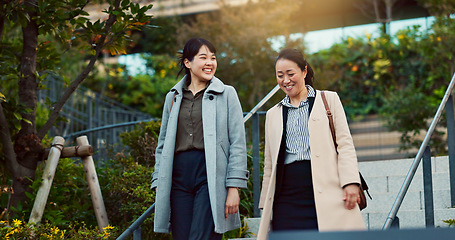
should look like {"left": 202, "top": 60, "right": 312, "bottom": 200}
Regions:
{"left": 174, "top": 83, "right": 207, "bottom": 153}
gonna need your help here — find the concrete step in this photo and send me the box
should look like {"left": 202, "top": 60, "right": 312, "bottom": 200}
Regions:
{"left": 363, "top": 172, "right": 451, "bottom": 194}
{"left": 363, "top": 208, "right": 455, "bottom": 230}
{"left": 358, "top": 156, "right": 449, "bottom": 177}
{"left": 245, "top": 217, "right": 261, "bottom": 238}
{"left": 362, "top": 189, "right": 452, "bottom": 212}
{"left": 241, "top": 217, "right": 260, "bottom": 239}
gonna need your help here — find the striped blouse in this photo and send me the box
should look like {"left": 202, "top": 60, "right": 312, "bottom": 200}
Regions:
{"left": 280, "top": 85, "right": 316, "bottom": 164}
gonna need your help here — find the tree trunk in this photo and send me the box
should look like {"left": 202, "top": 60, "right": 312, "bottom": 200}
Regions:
{"left": 11, "top": 0, "right": 43, "bottom": 208}
{"left": 384, "top": 0, "right": 395, "bottom": 35}
{"left": 0, "top": 103, "right": 18, "bottom": 179}
{"left": 0, "top": 0, "right": 8, "bottom": 41}
{"left": 0, "top": 9, "right": 4, "bottom": 41}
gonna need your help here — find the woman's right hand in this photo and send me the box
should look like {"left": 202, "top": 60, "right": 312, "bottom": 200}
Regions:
{"left": 225, "top": 187, "right": 240, "bottom": 218}
{"left": 343, "top": 184, "right": 360, "bottom": 210}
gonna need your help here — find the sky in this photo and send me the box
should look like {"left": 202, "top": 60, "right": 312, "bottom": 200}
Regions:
{"left": 303, "top": 16, "right": 434, "bottom": 53}
{"left": 118, "top": 16, "right": 435, "bottom": 75}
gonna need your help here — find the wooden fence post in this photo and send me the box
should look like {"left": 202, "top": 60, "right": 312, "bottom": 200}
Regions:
{"left": 29, "top": 136, "right": 65, "bottom": 224}
{"left": 76, "top": 136, "right": 109, "bottom": 231}
{"left": 43, "top": 145, "right": 93, "bottom": 159}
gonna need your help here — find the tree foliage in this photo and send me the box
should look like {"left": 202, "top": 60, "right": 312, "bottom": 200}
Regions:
{"left": 0, "top": 0, "right": 153, "bottom": 217}
{"left": 310, "top": 15, "right": 455, "bottom": 154}
{"left": 82, "top": 53, "right": 180, "bottom": 117}
{"left": 175, "top": 0, "right": 304, "bottom": 110}
{"left": 418, "top": 0, "right": 455, "bottom": 16}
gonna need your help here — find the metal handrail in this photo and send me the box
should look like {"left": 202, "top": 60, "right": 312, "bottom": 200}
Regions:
{"left": 383, "top": 73, "right": 455, "bottom": 229}
{"left": 65, "top": 84, "right": 281, "bottom": 139}
{"left": 116, "top": 203, "right": 155, "bottom": 240}
{"left": 63, "top": 118, "right": 159, "bottom": 139}
{"left": 243, "top": 84, "right": 280, "bottom": 122}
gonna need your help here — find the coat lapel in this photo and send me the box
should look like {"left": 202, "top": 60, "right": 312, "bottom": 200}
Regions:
{"left": 269, "top": 105, "right": 284, "bottom": 166}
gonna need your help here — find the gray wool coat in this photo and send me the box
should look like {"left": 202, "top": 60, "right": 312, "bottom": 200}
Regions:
{"left": 151, "top": 76, "right": 249, "bottom": 234}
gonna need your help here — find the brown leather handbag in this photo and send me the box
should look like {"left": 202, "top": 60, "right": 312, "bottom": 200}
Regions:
{"left": 320, "top": 91, "right": 372, "bottom": 210}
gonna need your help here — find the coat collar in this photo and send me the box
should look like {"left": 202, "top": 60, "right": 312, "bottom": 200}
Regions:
{"left": 171, "top": 75, "right": 225, "bottom": 95}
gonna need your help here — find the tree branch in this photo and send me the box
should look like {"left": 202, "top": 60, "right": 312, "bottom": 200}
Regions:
{"left": 373, "top": 0, "right": 382, "bottom": 23}
{"left": 0, "top": 103, "right": 19, "bottom": 176}
{"left": 353, "top": 0, "right": 381, "bottom": 23}
{"left": 37, "top": 0, "right": 121, "bottom": 139}
{"left": 0, "top": 0, "right": 9, "bottom": 41}
{"left": 0, "top": 12, "right": 4, "bottom": 41}
{"left": 64, "top": 0, "right": 90, "bottom": 22}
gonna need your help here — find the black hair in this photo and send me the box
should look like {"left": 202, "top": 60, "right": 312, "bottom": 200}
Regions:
{"left": 177, "top": 38, "right": 217, "bottom": 82}
{"left": 275, "top": 48, "right": 314, "bottom": 87}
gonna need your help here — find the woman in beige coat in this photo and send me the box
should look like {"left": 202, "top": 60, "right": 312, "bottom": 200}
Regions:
{"left": 257, "top": 49, "right": 365, "bottom": 239}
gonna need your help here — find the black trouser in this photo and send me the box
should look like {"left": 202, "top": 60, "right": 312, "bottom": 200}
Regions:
{"left": 272, "top": 160, "right": 318, "bottom": 231}
{"left": 170, "top": 150, "right": 222, "bottom": 240}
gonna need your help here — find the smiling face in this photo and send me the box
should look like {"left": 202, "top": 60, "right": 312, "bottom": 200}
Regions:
{"left": 184, "top": 45, "right": 217, "bottom": 84}
{"left": 275, "top": 58, "right": 308, "bottom": 100}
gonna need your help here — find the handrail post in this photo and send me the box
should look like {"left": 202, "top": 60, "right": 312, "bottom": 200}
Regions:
{"left": 422, "top": 146, "right": 434, "bottom": 227}
{"left": 116, "top": 203, "right": 155, "bottom": 240}
{"left": 252, "top": 112, "right": 261, "bottom": 217}
{"left": 391, "top": 216, "right": 399, "bottom": 228}
{"left": 133, "top": 226, "right": 141, "bottom": 240}
{"left": 383, "top": 73, "right": 455, "bottom": 230}
{"left": 445, "top": 94, "right": 455, "bottom": 207}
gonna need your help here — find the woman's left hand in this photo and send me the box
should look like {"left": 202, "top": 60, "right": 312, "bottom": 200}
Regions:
{"left": 343, "top": 184, "right": 361, "bottom": 210}
{"left": 225, "top": 187, "right": 240, "bottom": 218}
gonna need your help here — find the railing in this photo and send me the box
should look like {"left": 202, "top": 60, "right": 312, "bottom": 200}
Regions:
{"left": 243, "top": 84, "right": 281, "bottom": 217}
{"left": 116, "top": 204, "right": 155, "bottom": 240}
{"left": 39, "top": 73, "right": 151, "bottom": 162}
{"left": 383, "top": 73, "right": 455, "bottom": 229}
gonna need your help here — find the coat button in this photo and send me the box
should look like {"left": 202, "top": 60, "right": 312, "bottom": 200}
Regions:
{"left": 315, "top": 154, "right": 320, "bottom": 157}
{"left": 209, "top": 95, "right": 214, "bottom": 100}
{"left": 318, "top": 190, "right": 322, "bottom": 193}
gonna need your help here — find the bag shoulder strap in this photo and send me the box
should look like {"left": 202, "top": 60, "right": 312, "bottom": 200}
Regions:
{"left": 321, "top": 91, "right": 337, "bottom": 148}
{"left": 321, "top": 91, "right": 372, "bottom": 198}
{"left": 360, "top": 172, "right": 372, "bottom": 199}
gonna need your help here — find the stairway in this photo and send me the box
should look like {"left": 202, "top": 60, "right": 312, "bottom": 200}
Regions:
{"left": 234, "top": 156, "right": 455, "bottom": 239}
{"left": 349, "top": 114, "right": 420, "bottom": 161}
{"left": 359, "top": 155, "right": 455, "bottom": 229}
{"left": 38, "top": 73, "right": 152, "bottom": 161}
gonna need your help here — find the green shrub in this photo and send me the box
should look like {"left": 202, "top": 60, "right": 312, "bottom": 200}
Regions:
{"left": 443, "top": 219, "right": 455, "bottom": 227}
{"left": 1, "top": 102, "right": 258, "bottom": 239}
{"left": 119, "top": 121, "right": 161, "bottom": 166}
{"left": 0, "top": 219, "right": 118, "bottom": 239}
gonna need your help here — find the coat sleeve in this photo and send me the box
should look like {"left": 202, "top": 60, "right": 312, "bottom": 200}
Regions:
{"left": 259, "top": 110, "right": 273, "bottom": 209}
{"left": 151, "top": 91, "right": 174, "bottom": 190}
{"left": 225, "top": 86, "right": 249, "bottom": 189}
{"left": 329, "top": 91, "right": 361, "bottom": 187}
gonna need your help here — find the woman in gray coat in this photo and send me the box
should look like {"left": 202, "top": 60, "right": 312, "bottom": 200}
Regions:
{"left": 151, "top": 38, "right": 249, "bottom": 240}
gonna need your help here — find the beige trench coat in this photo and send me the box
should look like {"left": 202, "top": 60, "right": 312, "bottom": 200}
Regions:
{"left": 257, "top": 90, "right": 365, "bottom": 240}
